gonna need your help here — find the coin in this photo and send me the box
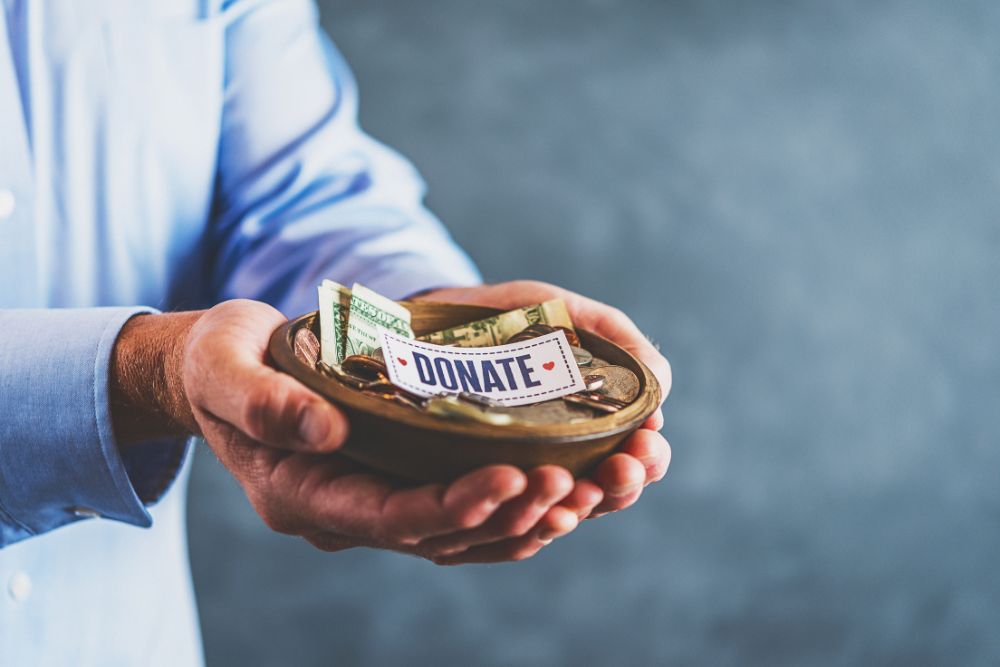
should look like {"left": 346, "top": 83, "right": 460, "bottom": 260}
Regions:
{"left": 341, "top": 354, "right": 387, "bottom": 381}
{"left": 562, "top": 393, "right": 622, "bottom": 414}
{"left": 294, "top": 328, "right": 320, "bottom": 367}
{"left": 571, "top": 346, "right": 593, "bottom": 367}
{"left": 424, "top": 395, "right": 515, "bottom": 426}
{"left": 505, "top": 323, "right": 557, "bottom": 344}
{"left": 587, "top": 365, "right": 640, "bottom": 403}
{"left": 319, "top": 362, "right": 372, "bottom": 390}
{"left": 362, "top": 389, "right": 424, "bottom": 411}
{"left": 584, "top": 374, "right": 605, "bottom": 391}
{"left": 555, "top": 326, "right": 581, "bottom": 348}
{"left": 505, "top": 323, "right": 582, "bottom": 348}
{"left": 455, "top": 392, "right": 503, "bottom": 408}
{"left": 508, "top": 398, "right": 594, "bottom": 424}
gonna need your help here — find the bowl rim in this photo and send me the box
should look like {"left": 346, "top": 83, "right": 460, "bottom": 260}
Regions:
{"left": 269, "top": 305, "right": 661, "bottom": 444}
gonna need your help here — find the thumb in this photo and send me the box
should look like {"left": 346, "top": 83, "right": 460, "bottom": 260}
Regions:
{"left": 184, "top": 303, "right": 349, "bottom": 452}
{"left": 230, "top": 367, "right": 349, "bottom": 452}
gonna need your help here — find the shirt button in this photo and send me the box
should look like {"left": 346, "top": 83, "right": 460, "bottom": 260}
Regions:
{"left": 0, "top": 189, "right": 15, "bottom": 220}
{"left": 8, "top": 572, "right": 32, "bottom": 602}
{"left": 72, "top": 506, "right": 101, "bottom": 519}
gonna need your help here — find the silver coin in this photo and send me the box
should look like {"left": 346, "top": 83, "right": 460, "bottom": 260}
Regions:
{"left": 294, "top": 328, "right": 320, "bottom": 367}
{"left": 572, "top": 346, "right": 594, "bottom": 367}
{"left": 584, "top": 374, "right": 605, "bottom": 392}
{"left": 587, "top": 365, "right": 640, "bottom": 404}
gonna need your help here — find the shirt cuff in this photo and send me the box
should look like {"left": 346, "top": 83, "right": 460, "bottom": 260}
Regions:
{"left": 0, "top": 307, "right": 188, "bottom": 546}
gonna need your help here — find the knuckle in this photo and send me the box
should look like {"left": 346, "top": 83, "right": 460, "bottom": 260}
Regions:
{"left": 258, "top": 506, "right": 292, "bottom": 535}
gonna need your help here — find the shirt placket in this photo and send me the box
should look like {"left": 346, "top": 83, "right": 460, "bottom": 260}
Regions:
{"left": 0, "top": 1, "right": 38, "bottom": 306}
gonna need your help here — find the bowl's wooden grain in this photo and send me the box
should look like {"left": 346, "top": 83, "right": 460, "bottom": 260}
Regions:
{"left": 268, "top": 301, "right": 661, "bottom": 482}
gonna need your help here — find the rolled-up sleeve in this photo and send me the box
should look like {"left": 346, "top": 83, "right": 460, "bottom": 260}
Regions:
{"left": 209, "top": 0, "right": 481, "bottom": 317}
{"left": 0, "top": 307, "right": 189, "bottom": 547}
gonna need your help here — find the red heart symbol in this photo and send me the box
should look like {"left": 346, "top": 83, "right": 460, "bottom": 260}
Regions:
{"left": 542, "top": 361, "right": 555, "bottom": 371}
{"left": 398, "top": 357, "right": 408, "bottom": 366}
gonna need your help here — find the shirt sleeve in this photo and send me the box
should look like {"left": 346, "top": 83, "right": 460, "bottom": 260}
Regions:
{"left": 208, "top": 0, "right": 482, "bottom": 317}
{"left": 0, "top": 308, "right": 190, "bottom": 548}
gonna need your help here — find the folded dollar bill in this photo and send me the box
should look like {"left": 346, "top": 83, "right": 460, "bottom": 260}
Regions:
{"left": 318, "top": 279, "right": 352, "bottom": 366}
{"left": 418, "top": 299, "right": 573, "bottom": 348}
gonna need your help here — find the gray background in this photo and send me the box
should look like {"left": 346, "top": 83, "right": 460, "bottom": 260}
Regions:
{"left": 187, "top": 0, "right": 1000, "bottom": 665}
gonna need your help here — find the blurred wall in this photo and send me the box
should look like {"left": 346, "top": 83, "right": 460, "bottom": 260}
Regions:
{"left": 187, "top": 1, "right": 1000, "bottom": 664}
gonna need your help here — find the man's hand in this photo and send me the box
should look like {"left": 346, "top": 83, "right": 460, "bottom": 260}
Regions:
{"left": 109, "top": 300, "right": 596, "bottom": 563}
{"left": 418, "top": 280, "right": 672, "bottom": 559}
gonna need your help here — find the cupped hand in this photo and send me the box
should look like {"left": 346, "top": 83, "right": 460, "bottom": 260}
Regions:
{"left": 419, "top": 281, "right": 672, "bottom": 530}
{"left": 143, "top": 299, "right": 591, "bottom": 563}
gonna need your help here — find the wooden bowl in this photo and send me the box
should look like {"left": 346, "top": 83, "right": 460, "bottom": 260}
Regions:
{"left": 268, "top": 302, "right": 661, "bottom": 482}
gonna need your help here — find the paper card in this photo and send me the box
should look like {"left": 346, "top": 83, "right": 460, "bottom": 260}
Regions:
{"left": 380, "top": 330, "right": 586, "bottom": 406}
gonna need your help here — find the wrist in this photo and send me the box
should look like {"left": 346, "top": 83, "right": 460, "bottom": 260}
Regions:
{"left": 110, "top": 310, "right": 204, "bottom": 445}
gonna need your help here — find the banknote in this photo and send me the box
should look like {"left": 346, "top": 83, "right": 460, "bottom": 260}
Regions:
{"left": 318, "top": 279, "right": 352, "bottom": 365}
{"left": 418, "top": 299, "right": 574, "bottom": 348}
{"left": 345, "top": 283, "right": 414, "bottom": 357}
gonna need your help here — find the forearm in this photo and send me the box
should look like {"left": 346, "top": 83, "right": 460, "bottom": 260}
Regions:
{"left": 109, "top": 311, "right": 203, "bottom": 446}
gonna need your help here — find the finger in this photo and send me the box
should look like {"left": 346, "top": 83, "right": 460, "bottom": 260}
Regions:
{"left": 643, "top": 409, "right": 665, "bottom": 432}
{"left": 433, "top": 506, "right": 579, "bottom": 565}
{"left": 282, "top": 461, "right": 525, "bottom": 545}
{"left": 188, "top": 301, "right": 348, "bottom": 452}
{"left": 304, "top": 533, "right": 358, "bottom": 553}
{"left": 568, "top": 296, "right": 672, "bottom": 405}
{"left": 620, "top": 429, "right": 671, "bottom": 485}
{"left": 417, "top": 465, "right": 573, "bottom": 557}
{"left": 589, "top": 453, "right": 646, "bottom": 516}
{"left": 381, "top": 465, "right": 528, "bottom": 544}
{"left": 557, "top": 480, "right": 604, "bottom": 519}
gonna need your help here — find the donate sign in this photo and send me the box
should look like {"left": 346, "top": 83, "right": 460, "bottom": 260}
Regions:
{"left": 380, "top": 330, "right": 586, "bottom": 406}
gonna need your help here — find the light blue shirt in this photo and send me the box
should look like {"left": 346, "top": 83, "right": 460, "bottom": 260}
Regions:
{"left": 0, "top": 1, "right": 480, "bottom": 664}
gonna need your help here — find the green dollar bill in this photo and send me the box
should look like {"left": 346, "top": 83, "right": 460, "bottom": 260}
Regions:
{"left": 318, "top": 279, "right": 352, "bottom": 365}
{"left": 418, "top": 299, "right": 574, "bottom": 348}
{"left": 345, "top": 283, "right": 414, "bottom": 357}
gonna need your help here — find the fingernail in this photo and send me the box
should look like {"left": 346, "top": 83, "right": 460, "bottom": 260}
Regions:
{"left": 299, "top": 405, "right": 331, "bottom": 446}
{"left": 607, "top": 482, "right": 641, "bottom": 498}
